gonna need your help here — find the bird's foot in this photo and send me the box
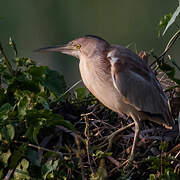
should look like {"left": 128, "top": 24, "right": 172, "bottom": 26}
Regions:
{"left": 124, "top": 153, "right": 134, "bottom": 167}
{"left": 99, "top": 122, "right": 135, "bottom": 151}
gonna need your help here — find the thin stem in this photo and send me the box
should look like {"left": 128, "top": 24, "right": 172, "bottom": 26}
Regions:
{"left": 151, "top": 29, "right": 180, "bottom": 67}
{"left": 0, "top": 43, "right": 14, "bottom": 76}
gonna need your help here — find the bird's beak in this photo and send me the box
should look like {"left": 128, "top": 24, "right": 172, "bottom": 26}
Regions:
{"left": 35, "top": 44, "right": 73, "bottom": 53}
{"left": 35, "top": 44, "right": 79, "bottom": 58}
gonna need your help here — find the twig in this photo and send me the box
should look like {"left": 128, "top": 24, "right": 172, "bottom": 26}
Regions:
{"left": 28, "top": 143, "right": 63, "bottom": 157}
{"left": 12, "top": 140, "right": 63, "bottom": 157}
{"left": 54, "top": 79, "right": 83, "bottom": 104}
{"left": 75, "top": 136, "right": 86, "bottom": 180}
{"left": 83, "top": 113, "right": 94, "bottom": 174}
{"left": 167, "top": 143, "right": 180, "bottom": 155}
{"left": 172, "top": 60, "right": 180, "bottom": 71}
{"left": 107, "top": 156, "right": 120, "bottom": 167}
{"left": 4, "top": 169, "right": 14, "bottom": 180}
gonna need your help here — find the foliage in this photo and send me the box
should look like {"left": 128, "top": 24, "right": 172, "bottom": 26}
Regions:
{"left": 147, "top": 142, "right": 179, "bottom": 180}
{"left": 0, "top": 39, "right": 75, "bottom": 179}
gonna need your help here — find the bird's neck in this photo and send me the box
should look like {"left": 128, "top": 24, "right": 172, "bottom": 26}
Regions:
{"left": 81, "top": 54, "right": 110, "bottom": 75}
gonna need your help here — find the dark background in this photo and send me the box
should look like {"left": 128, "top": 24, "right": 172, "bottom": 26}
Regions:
{"left": 1, "top": 0, "right": 179, "bottom": 86}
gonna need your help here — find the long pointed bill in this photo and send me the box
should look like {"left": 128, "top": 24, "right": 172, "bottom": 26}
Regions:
{"left": 34, "top": 44, "right": 72, "bottom": 53}
{"left": 35, "top": 43, "right": 79, "bottom": 58}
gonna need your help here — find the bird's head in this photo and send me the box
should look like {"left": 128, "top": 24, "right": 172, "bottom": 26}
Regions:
{"left": 36, "top": 35, "right": 110, "bottom": 59}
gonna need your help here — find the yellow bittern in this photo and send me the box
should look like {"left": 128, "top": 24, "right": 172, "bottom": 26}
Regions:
{"left": 37, "top": 35, "right": 173, "bottom": 162}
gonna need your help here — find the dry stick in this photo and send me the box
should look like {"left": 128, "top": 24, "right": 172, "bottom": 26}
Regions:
{"left": 4, "top": 169, "right": 14, "bottom": 180}
{"left": 150, "top": 29, "right": 180, "bottom": 67}
{"left": 13, "top": 141, "right": 63, "bottom": 157}
{"left": 107, "top": 156, "right": 120, "bottom": 167}
{"left": 75, "top": 136, "right": 86, "bottom": 180}
{"left": 83, "top": 114, "right": 95, "bottom": 175}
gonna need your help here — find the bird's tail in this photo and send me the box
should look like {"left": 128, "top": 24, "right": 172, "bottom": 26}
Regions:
{"left": 142, "top": 111, "right": 174, "bottom": 129}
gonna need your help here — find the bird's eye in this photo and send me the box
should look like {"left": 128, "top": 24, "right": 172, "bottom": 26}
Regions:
{"left": 74, "top": 44, "right": 81, "bottom": 49}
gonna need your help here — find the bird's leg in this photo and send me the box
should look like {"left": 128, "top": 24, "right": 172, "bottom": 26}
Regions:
{"left": 122, "top": 119, "right": 141, "bottom": 169}
{"left": 128, "top": 121, "right": 141, "bottom": 162}
{"left": 99, "top": 122, "right": 135, "bottom": 150}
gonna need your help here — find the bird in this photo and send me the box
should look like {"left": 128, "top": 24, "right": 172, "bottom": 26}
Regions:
{"left": 36, "top": 35, "right": 173, "bottom": 162}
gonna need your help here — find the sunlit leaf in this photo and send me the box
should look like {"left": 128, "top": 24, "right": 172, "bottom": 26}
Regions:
{"left": 13, "top": 159, "right": 30, "bottom": 180}
{"left": 0, "top": 150, "right": 11, "bottom": 167}
{"left": 33, "top": 126, "right": 40, "bottom": 144}
{"left": 92, "top": 150, "right": 112, "bottom": 158}
{"left": 91, "top": 159, "right": 107, "bottom": 180}
{"left": 74, "top": 87, "right": 86, "bottom": 100}
{"left": 1, "top": 124, "right": 15, "bottom": 141}
{"left": 42, "top": 160, "right": 59, "bottom": 179}
{"left": 149, "top": 174, "right": 156, "bottom": 180}
{"left": 17, "top": 95, "right": 28, "bottom": 119}
{"left": 163, "top": 0, "right": 180, "bottom": 35}
{"left": 158, "top": 13, "right": 172, "bottom": 36}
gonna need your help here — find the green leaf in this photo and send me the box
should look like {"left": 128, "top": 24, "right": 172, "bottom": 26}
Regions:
{"left": 48, "top": 114, "right": 75, "bottom": 131}
{"left": 42, "top": 160, "right": 59, "bottom": 179}
{"left": 158, "top": 13, "right": 172, "bottom": 36}
{"left": 13, "top": 159, "right": 30, "bottom": 180}
{"left": 25, "top": 149, "right": 41, "bottom": 167}
{"left": 28, "top": 66, "right": 46, "bottom": 81}
{"left": 37, "top": 96, "right": 49, "bottom": 109}
{"left": 1, "top": 124, "right": 15, "bottom": 141}
{"left": 17, "top": 95, "right": 28, "bottom": 119}
{"left": 26, "top": 123, "right": 42, "bottom": 143}
{"left": 25, "top": 109, "right": 75, "bottom": 131}
{"left": 0, "top": 150, "right": 11, "bottom": 167}
{"left": 91, "top": 159, "right": 107, "bottom": 180}
{"left": 0, "top": 170, "right": 3, "bottom": 179}
{"left": 9, "top": 145, "right": 26, "bottom": 169}
{"left": 74, "top": 87, "right": 86, "bottom": 100}
{"left": 16, "top": 57, "right": 35, "bottom": 68}
{"left": 33, "top": 126, "right": 40, "bottom": 144}
{"left": 163, "top": 0, "right": 180, "bottom": 35}
{"left": 149, "top": 174, "right": 156, "bottom": 180}
{"left": 92, "top": 150, "right": 112, "bottom": 158}
{"left": 0, "top": 103, "right": 13, "bottom": 114}
{"left": 43, "top": 69, "right": 66, "bottom": 97}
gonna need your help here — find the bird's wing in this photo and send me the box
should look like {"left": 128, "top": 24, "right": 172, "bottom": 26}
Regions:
{"left": 110, "top": 48, "right": 170, "bottom": 117}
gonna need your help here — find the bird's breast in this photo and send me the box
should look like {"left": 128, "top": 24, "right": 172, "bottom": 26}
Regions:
{"left": 79, "top": 58, "right": 127, "bottom": 113}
